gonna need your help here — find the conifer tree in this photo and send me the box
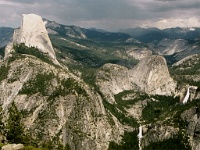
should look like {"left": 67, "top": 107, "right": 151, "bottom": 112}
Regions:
{"left": 0, "top": 105, "right": 4, "bottom": 134}
{"left": 6, "top": 102, "right": 24, "bottom": 143}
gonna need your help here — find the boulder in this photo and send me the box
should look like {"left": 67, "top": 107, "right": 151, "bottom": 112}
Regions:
{"left": 2, "top": 144, "right": 24, "bottom": 150}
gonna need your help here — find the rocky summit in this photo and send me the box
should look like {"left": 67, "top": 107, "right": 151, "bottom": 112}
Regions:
{"left": 4, "top": 14, "right": 59, "bottom": 65}
{"left": 0, "top": 14, "right": 200, "bottom": 150}
{"left": 96, "top": 55, "right": 176, "bottom": 104}
{"left": 129, "top": 55, "right": 176, "bottom": 95}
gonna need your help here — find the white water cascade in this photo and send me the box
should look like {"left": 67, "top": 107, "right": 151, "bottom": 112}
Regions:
{"left": 183, "top": 87, "right": 190, "bottom": 104}
{"left": 63, "top": 126, "right": 67, "bottom": 147}
{"left": 138, "top": 125, "right": 143, "bottom": 150}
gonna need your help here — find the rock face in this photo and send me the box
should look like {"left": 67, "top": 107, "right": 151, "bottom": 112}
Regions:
{"left": 96, "top": 63, "right": 134, "bottom": 103}
{"left": 141, "top": 125, "right": 179, "bottom": 148}
{"left": 181, "top": 106, "right": 200, "bottom": 150}
{"left": 0, "top": 55, "right": 123, "bottom": 150}
{"left": 5, "top": 14, "right": 59, "bottom": 64}
{"left": 96, "top": 55, "right": 176, "bottom": 102}
{"left": 126, "top": 47, "right": 152, "bottom": 60}
{"left": 2, "top": 144, "right": 24, "bottom": 150}
{"left": 129, "top": 55, "right": 176, "bottom": 95}
{"left": 156, "top": 39, "right": 188, "bottom": 55}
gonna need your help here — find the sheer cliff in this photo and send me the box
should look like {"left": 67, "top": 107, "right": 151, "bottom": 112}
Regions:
{"left": 4, "top": 14, "right": 59, "bottom": 65}
{"left": 96, "top": 55, "right": 177, "bottom": 104}
{"left": 0, "top": 14, "right": 200, "bottom": 150}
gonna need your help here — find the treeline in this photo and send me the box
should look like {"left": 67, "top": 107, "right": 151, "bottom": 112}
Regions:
{"left": 13, "top": 44, "right": 55, "bottom": 66}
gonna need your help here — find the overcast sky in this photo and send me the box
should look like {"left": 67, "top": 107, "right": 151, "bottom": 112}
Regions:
{"left": 0, "top": 0, "right": 199, "bottom": 31}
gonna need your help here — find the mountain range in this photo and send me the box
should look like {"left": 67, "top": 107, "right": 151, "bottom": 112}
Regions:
{"left": 0, "top": 14, "right": 200, "bottom": 150}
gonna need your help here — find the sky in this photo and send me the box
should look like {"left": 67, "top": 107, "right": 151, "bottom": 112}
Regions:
{"left": 0, "top": 0, "right": 199, "bottom": 31}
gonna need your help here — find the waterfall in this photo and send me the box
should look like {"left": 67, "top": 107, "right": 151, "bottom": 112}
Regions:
{"left": 138, "top": 125, "right": 143, "bottom": 150}
{"left": 183, "top": 87, "right": 190, "bottom": 104}
{"left": 63, "top": 127, "right": 67, "bottom": 147}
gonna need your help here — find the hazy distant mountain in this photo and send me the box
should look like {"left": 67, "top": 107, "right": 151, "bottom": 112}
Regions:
{"left": 0, "top": 27, "right": 14, "bottom": 48}
{"left": 120, "top": 27, "right": 200, "bottom": 44}
{"left": 87, "top": 27, "right": 108, "bottom": 33}
{"left": 120, "top": 27, "right": 200, "bottom": 65}
{"left": 119, "top": 27, "right": 168, "bottom": 44}
{"left": 1, "top": 14, "right": 200, "bottom": 150}
{"left": 44, "top": 19, "right": 132, "bottom": 42}
{"left": 163, "top": 27, "right": 200, "bottom": 40}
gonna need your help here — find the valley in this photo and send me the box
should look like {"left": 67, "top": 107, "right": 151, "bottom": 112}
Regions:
{"left": 0, "top": 14, "right": 200, "bottom": 150}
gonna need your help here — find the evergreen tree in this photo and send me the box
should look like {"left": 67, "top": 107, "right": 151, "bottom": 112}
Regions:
{"left": 0, "top": 105, "right": 4, "bottom": 134}
{"left": 6, "top": 102, "right": 24, "bottom": 143}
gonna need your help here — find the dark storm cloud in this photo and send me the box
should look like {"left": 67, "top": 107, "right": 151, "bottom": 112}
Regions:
{"left": 6, "top": 0, "right": 36, "bottom": 3}
{"left": 0, "top": 0, "right": 199, "bottom": 31}
{"left": 154, "top": 0, "right": 182, "bottom": 1}
{"left": 149, "top": 0, "right": 200, "bottom": 12}
{"left": 41, "top": 0, "right": 149, "bottom": 21}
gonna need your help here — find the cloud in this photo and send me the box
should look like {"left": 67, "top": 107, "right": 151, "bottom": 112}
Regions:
{"left": 0, "top": 0, "right": 37, "bottom": 7}
{"left": 0, "top": 0, "right": 199, "bottom": 31}
{"left": 142, "top": 17, "right": 200, "bottom": 29}
{"left": 154, "top": 0, "right": 182, "bottom": 1}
